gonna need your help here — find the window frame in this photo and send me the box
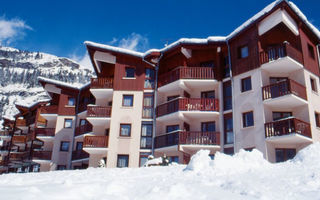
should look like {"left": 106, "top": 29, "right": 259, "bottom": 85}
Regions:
{"left": 57, "top": 165, "right": 67, "bottom": 170}
{"left": 201, "top": 121, "right": 216, "bottom": 132}
{"left": 122, "top": 95, "right": 134, "bottom": 107}
{"left": 238, "top": 45, "right": 249, "bottom": 59}
{"left": 242, "top": 111, "right": 254, "bottom": 128}
{"left": 166, "top": 124, "right": 180, "bottom": 133}
{"left": 120, "top": 123, "right": 132, "bottom": 137}
{"left": 310, "top": 77, "right": 317, "bottom": 92}
{"left": 117, "top": 154, "right": 129, "bottom": 168}
{"left": 125, "top": 67, "right": 135, "bottom": 78}
{"left": 140, "top": 122, "right": 153, "bottom": 149}
{"left": 64, "top": 118, "right": 73, "bottom": 129}
{"left": 67, "top": 97, "right": 76, "bottom": 106}
{"left": 241, "top": 76, "right": 252, "bottom": 92}
{"left": 315, "top": 112, "right": 320, "bottom": 128}
{"left": 142, "top": 93, "right": 154, "bottom": 119}
{"left": 308, "top": 43, "right": 315, "bottom": 60}
{"left": 60, "top": 141, "right": 70, "bottom": 152}
{"left": 144, "top": 68, "right": 155, "bottom": 89}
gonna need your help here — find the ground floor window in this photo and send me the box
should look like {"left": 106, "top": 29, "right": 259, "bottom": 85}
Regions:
{"left": 57, "top": 165, "right": 66, "bottom": 170}
{"left": 139, "top": 152, "right": 151, "bottom": 167}
{"left": 275, "top": 148, "right": 296, "bottom": 163}
{"left": 168, "top": 156, "right": 179, "bottom": 163}
{"left": 117, "top": 155, "right": 129, "bottom": 168}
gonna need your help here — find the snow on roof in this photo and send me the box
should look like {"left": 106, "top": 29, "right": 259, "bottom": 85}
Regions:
{"left": 38, "top": 77, "right": 90, "bottom": 90}
{"left": 15, "top": 99, "right": 50, "bottom": 109}
{"left": 85, "top": 41, "right": 144, "bottom": 58}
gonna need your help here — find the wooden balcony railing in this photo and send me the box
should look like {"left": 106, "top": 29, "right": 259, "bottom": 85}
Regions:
{"left": 87, "top": 106, "right": 112, "bottom": 118}
{"left": 157, "top": 98, "right": 219, "bottom": 117}
{"left": 12, "top": 135, "right": 27, "bottom": 143}
{"left": 35, "top": 128, "right": 55, "bottom": 137}
{"left": 158, "top": 67, "right": 215, "bottom": 87}
{"left": 91, "top": 78, "right": 113, "bottom": 89}
{"left": 72, "top": 150, "right": 89, "bottom": 160}
{"left": 259, "top": 43, "right": 303, "bottom": 65}
{"left": 32, "top": 151, "right": 52, "bottom": 160}
{"left": 9, "top": 152, "right": 28, "bottom": 161}
{"left": 40, "top": 105, "right": 58, "bottom": 114}
{"left": 75, "top": 124, "right": 93, "bottom": 137}
{"left": 265, "top": 118, "right": 311, "bottom": 139}
{"left": 84, "top": 136, "right": 108, "bottom": 148}
{"left": 262, "top": 79, "right": 307, "bottom": 101}
{"left": 16, "top": 119, "right": 27, "bottom": 127}
{"left": 154, "top": 131, "right": 220, "bottom": 149}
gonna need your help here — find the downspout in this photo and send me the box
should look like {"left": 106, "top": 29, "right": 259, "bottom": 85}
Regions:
{"left": 68, "top": 90, "right": 81, "bottom": 170}
{"left": 316, "top": 44, "right": 320, "bottom": 71}
{"left": 226, "top": 39, "right": 236, "bottom": 154}
{"left": 142, "top": 53, "right": 163, "bottom": 156}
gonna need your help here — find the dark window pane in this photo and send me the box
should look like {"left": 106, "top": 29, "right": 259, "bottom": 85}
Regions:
{"left": 117, "top": 155, "right": 129, "bottom": 168}
{"left": 123, "top": 95, "right": 133, "bottom": 107}
{"left": 125, "top": 68, "right": 135, "bottom": 78}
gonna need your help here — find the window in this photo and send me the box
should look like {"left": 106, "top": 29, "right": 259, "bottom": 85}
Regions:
{"left": 224, "top": 147, "right": 234, "bottom": 155}
{"left": 224, "top": 114, "right": 234, "bottom": 144}
{"left": 241, "top": 77, "right": 252, "bottom": 92}
{"left": 60, "top": 141, "right": 70, "bottom": 152}
{"left": 68, "top": 97, "right": 75, "bottom": 106}
{"left": 223, "top": 81, "right": 232, "bottom": 110}
{"left": 238, "top": 45, "right": 249, "bottom": 59}
{"left": 117, "top": 155, "right": 129, "bottom": 168}
{"left": 272, "top": 112, "right": 292, "bottom": 121}
{"left": 76, "top": 142, "right": 83, "bottom": 150}
{"left": 120, "top": 124, "right": 131, "bottom": 137}
{"left": 168, "top": 156, "right": 179, "bottom": 163}
{"left": 201, "top": 122, "right": 216, "bottom": 132}
{"left": 200, "top": 60, "right": 215, "bottom": 68}
{"left": 64, "top": 119, "right": 73, "bottom": 128}
{"left": 125, "top": 67, "right": 135, "bottom": 78}
{"left": 201, "top": 90, "right": 215, "bottom": 98}
{"left": 140, "top": 152, "right": 151, "bottom": 167}
{"left": 122, "top": 95, "right": 134, "bottom": 107}
{"left": 275, "top": 148, "right": 296, "bottom": 163}
{"left": 242, "top": 111, "right": 254, "bottom": 128}
{"left": 57, "top": 165, "right": 66, "bottom": 170}
{"left": 308, "top": 43, "right": 315, "bottom": 59}
{"left": 144, "top": 68, "right": 155, "bottom": 88}
{"left": 244, "top": 147, "right": 255, "bottom": 152}
{"left": 167, "top": 95, "right": 179, "bottom": 101}
{"left": 140, "top": 122, "right": 153, "bottom": 149}
{"left": 166, "top": 125, "right": 179, "bottom": 133}
{"left": 315, "top": 112, "right": 320, "bottom": 128}
{"left": 142, "top": 93, "right": 154, "bottom": 118}
{"left": 80, "top": 119, "right": 87, "bottom": 126}
{"left": 310, "top": 77, "right": 317, "bottom": 92}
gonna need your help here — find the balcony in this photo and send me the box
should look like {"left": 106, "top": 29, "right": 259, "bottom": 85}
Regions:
{"left": 75, "top": 124, "right": 93, "bottom": 137}
{"left": 90, "top": 78, "right": 114, "bottom": 100}
{"left": 32, "top": 151, "right": 52, "bottom": 161}
{"left": 158, "top": 67, "right": 217, "bottom": 93}
{"left": 86, "top": 106, "right": 112, "bottom": 127}
{"left": 259, "top": 43, "right": 303, "bottom": 73}
{"left": 83, "top": 136, "right": 108, "bottom": 154}
{"left": 154, "top": 131, "right": 220, "bottom": 154}
{"left": 262, "top": 79, "right": 307, "bottom": 109}
{"left": 35, "top": 128, "right": 55, "bottom": 137}
{"left": 40, "top": 105, "right": 58, "bottom": 120}
{"left": 12, "top": 135, "right": 27, "bottom": 144}
{"left": 156, "top": 98, "right": 219, "bottom": 122}
{"left": 265, "top": 118, "right": 312, "bottom": 144}
{"left": 72, "top": 150, "right": 89, "bottom": 161}
{"left": 9, "top": 152, "right": 29, "bottom": 161}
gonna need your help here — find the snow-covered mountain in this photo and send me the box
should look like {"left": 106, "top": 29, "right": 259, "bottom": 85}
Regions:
{"left": 0, "top": 46, "right": 94, "bottom": 120}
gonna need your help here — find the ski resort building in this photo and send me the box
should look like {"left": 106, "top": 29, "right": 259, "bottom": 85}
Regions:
{"left": 1, "top": 0, "right": 320, "bottom": 172}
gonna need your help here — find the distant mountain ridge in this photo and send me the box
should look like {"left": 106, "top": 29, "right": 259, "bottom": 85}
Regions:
{"left": 0, "top": 46, "right": 94, "bottom": 121}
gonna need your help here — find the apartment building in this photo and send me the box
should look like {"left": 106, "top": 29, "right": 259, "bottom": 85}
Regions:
{"left": 1, "top": 0, "right": 320, "bottom": 173}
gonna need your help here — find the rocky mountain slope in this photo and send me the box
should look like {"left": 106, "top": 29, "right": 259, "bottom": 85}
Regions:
{"left": 0, "top": 46, "right": 94, "bottom": 120}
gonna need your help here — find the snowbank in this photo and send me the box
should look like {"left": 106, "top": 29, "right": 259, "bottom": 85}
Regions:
{"left": 1, "top": 144, "right": 320, "bottom": 200}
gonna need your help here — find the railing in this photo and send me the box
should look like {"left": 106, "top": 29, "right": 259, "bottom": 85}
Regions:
{"left": 259, "top": 43, "right": 303, "bottom": 65}
{"left": 40, "top": 105, "right": 58, "bottom": 114}
{"left": 72, "top": 150, "right": 89, "bottom": 160}
{"left": 87, "top": 106, "right": 112, "bottom": 118}
{"left": 91, "top": 78, "right": 113, "bottom": 89}
{"left": 32, "top": 151, "right": 52, "bottom": 160}
{"left": 157, "top": 98, "right": 219, "bottom": 117}
{"left": 12, "top": 135, "right": 27, "bottom": 143}
{"left": 265, "top": 118, "right": 311, "bottom": 139}
{"left": 0, "top": 130, "right": 12, "bottom": 137}
{"left": 262, "top": 79, "right": 307, "bottom": 101}
{"left": 154, "top": 131, "right": 220, "bottom": 148}
{"left": 158, "top": 67, "right": 215, "bottom": 87}
{"left": 9, "top": 152, "right": 28, "bottom": 161}
{"left": 75, "top": 124, "right": 93, "bottom": 137}
{"left": 34, "top": 128, "right": 55, "bottom": 137}
{"left": 0, "top": 160, "right": 8, "bottom": 166}
{"left": 16, "top": 119, "right": 27, "bottom": 127}
{"left": 0, "top": 145, "right": 10, "bottom": 151}
{"left": 84, "top": 136, "right": 108, "bottom": 148}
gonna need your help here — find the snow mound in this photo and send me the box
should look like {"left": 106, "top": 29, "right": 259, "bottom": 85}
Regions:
{"left": 185, "top": 149, "right": 212, "bottom": 172}
{"left": 292, "top": 142, "right": 320, "bottom": 165}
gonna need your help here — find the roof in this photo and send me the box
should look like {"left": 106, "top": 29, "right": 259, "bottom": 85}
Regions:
{"left": 85, "top": 0, "right": 320, "bottom": 59}
{"left": 15, "top": 99, "right": 50, "bottom": 110}
{"left": 38, "top": 77, "right": 90, "bottom": 91}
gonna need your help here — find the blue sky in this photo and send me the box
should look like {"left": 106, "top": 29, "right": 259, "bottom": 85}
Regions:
{"left": 0, "top": 0, "right": 319, "bottom": 68}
